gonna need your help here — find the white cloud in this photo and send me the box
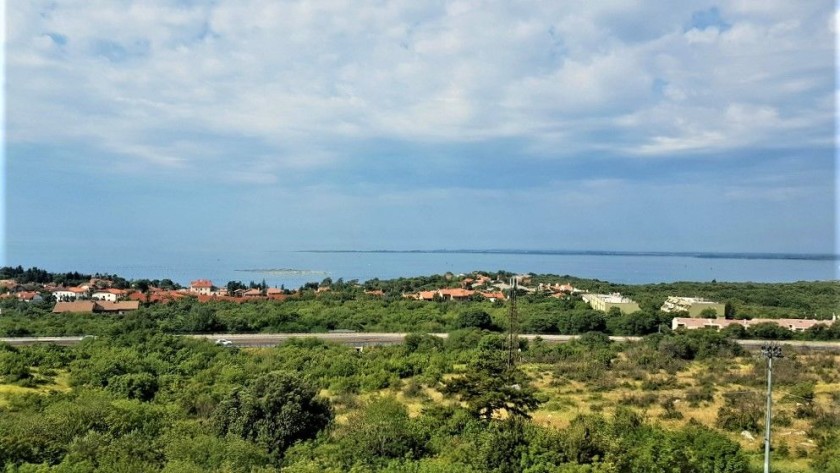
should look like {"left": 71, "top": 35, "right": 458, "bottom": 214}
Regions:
{"left": 5, "top": 0, "right": 835, "bottom": 178}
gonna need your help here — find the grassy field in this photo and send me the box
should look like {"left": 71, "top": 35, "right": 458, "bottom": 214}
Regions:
{"left": 330, "top": 349, "right": 840, "bottom": 473}
{"left": 0, "top": 370, "right": 71, "bottom": 407}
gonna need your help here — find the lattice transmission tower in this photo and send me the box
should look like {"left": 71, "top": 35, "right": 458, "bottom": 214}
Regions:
{"left": 507, "top": 278, "right": 520, "bottom": 369}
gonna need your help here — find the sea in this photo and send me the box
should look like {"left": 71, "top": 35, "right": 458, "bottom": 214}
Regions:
{"left": 6, "top": 249, "right": 839, "bottom": 288}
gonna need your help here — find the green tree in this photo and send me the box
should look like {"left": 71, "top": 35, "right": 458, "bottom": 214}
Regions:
{"left": 442, "top": 336, "right": 541, "bottom": 420}
{"left": 455, "top": 310, "right": 494, "bottom": 331}
{"left": 213, "top": 372, "right": 333, "bottom": 462}
{"left": 337, "top": 396, "right": 425, "bottom": 466}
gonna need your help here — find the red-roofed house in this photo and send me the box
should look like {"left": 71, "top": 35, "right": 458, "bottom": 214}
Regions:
{"left": 480, "top": 292, "right": 506, "bottom": 302}
{"left": 416, "top": 290, "right": 438, "bottom": 301}
{"left": 190, "top": 280, "right": 214, "bottom": 295}
{"left": 92, "top": 288, "right": 128, "bottom": 302}
{"left": 16, "top": 291, "right": 43, "bottom": 302}
{"left": 52, "top": 301, "right": 97, "bottom": 313}
{"left": 439, "top": 288, "right": 475, "bottom": 301}
{"left": 53, "top": 287, "right": 88, "bottom": 302}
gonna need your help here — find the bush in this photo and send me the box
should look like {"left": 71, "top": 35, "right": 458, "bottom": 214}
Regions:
{"left": 716, "top": 391, "right": 763, "bottom": 433}
{"left": 685, "top": 385, "right": 715, "bottom": 407}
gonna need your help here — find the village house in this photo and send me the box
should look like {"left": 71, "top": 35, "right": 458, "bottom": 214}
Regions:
{"left": 439, "top": 288, "right": 475, "bottom": 301}
{"left": 91, "top": 288, "right": 127, "bottom": 302}
{"left": 480, "top": 291, "right": 506, "bottom": 302}
{"left": 0, "top": 279, "right": 18, "bottom": 290}
{"left": 189, "top": 279, "right": 214, "bottom": 295}
{"left": 52, "top": 287, "right": 88, "bottom": 302}
{"left": 16, "top": 291, "right": 43, "bottom": 302}
{"left": 414, "top": 290, "right": 438, "bottom": 301}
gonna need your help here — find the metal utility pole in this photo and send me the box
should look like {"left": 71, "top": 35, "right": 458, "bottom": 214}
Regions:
{"left": 507, "top": 278, "right": 519, "bottom": 369}
{"left": 761, "top": 344, "right": 783, "bottom": 473}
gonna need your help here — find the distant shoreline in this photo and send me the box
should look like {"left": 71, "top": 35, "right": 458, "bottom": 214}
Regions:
{"left": 298, "top": 249, "right": 839, "bottom": 262}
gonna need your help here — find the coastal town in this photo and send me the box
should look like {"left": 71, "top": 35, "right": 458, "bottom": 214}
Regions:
{"left": 1, "top": 271, "right": 833, "bottom": 335}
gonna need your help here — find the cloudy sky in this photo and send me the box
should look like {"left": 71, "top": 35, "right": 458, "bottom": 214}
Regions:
{"left": 4, "top": 0, "right": 837, "bottom": 265}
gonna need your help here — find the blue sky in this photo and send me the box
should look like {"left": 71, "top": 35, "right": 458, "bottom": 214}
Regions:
{"left": 3, "top": 0, "right": 837, "bottom": 266}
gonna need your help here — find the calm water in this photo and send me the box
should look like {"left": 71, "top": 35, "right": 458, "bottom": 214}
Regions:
{"left": 6, "top": 249, "right": 839, "bottom": 288}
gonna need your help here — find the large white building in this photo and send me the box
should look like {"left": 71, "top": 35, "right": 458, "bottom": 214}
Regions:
{"left": 660, "top": 296, "right": 725, "bottom": 317}
{"left": 582, "top": 293, "right": 641, "bottom": 314}
{"left": 672, "top": 316, "right": 834, "bottom": 332}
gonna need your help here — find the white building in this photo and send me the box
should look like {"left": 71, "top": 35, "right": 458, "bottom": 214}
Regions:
{"left": 52, "top": 287, "right": 87, "bottom": 302}
{"left": 661, "top": 296, "right": 725, "bottom": 317}
{"left": 91, "top": 291, "right": 117, "bottom": 302}
{"left": 582, "top": 293, "right": 641, "bottom": 314}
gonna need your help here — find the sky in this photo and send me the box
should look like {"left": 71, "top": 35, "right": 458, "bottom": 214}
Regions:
{"left": 3, "top": 0, "right": 838, "bottom": 266}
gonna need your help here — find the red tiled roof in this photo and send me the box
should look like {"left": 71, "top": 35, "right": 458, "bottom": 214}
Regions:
{"left": 53, "top": 301, "right": 97, "bottom": 313}
{"left": 53, "top": 287, "right": 87, "bottom": 294}
{"left": 96, "top": 301, "right": 140, "bottom": 312}
{"left": 16, "top": 291, "right": 40, "bottom": 300}
{"left": 440, "top": 288, "right": 474, "bottom": 298}
{"left": 417, "top": 291, "right": 438, "bottom": 301}
{"left": 190, "top": 279, "right": 214, "bottom": 288}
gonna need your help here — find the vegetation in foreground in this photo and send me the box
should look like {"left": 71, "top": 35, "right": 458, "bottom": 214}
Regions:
{"left": 1, "top": 328, "right": 838, "bottom": 472}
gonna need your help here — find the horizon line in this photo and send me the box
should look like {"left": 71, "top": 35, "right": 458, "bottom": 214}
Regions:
{"left": 295, "top": 249, "right": 840, "bottom": 261}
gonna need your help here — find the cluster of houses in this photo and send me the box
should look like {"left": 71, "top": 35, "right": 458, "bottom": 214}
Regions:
{"left": 0, "top": 275, "right": 833, "bottom": 333}
{"left": 186, "top": 279, "right": 288, "bottom": 301}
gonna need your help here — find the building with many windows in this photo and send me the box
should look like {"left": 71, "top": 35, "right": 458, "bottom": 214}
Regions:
{"left": 581, "top": 293, "right": 640, "bottom": 314}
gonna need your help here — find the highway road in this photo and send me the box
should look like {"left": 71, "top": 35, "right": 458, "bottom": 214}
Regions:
{"left": 3, "top": 333, "right": 840, "bottom": 350}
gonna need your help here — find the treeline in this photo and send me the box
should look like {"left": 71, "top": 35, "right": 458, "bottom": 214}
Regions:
{"left": 0, "top": 266, "right": 131, "bottom": 289}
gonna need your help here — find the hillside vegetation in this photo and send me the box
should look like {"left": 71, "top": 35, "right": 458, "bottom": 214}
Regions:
{"left": 1, "top": 328, "right": 839, "bottom": 472}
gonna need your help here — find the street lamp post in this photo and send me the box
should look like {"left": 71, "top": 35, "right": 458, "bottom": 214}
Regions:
{"left": 761, "top": 344, "right": 783, "bottom": 473}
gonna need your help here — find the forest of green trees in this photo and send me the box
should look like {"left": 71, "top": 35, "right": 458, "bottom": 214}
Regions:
{"left": 1, "top": 328, "right": 838, "bottom": 472}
